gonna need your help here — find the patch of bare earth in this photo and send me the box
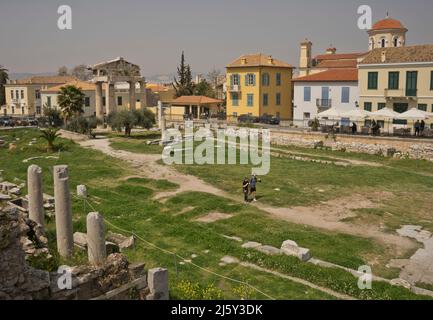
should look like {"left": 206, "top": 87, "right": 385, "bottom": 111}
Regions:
{"left": 194, "top": 212, "right": 234, "bottom": 223}
{"left": 255, "top": 192, "right": 416, "bottom": 254}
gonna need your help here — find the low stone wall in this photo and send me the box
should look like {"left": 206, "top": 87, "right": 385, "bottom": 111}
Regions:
{"left": 270, "top": 130, "right": 433, "bottom": 161}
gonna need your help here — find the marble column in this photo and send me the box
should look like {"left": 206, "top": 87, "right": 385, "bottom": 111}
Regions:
{"left": 53, "top": 165, "right": 73, "bottom": 258}
{"left": 95, "top": 82, "right": 104, "bottom": 120}
{"left": 105, "top": 82, "right": 116, "bottom": 115}
{"left": 157, "top": 101, "right": 163, "bottom": 129}
{"left": 27, "top": 165, "right": 44, "bottom": 226}
{"left": 139, "top": 81, "right": 146, "bottom": 110}
{"left": 86, "top": 212, "right": 106, "bottom": 266}
{"left": 129, "top": 81, "right": 136, "bottom": 110}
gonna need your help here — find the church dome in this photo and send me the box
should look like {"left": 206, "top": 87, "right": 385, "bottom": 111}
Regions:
{"left": 372, "top": 18, "right": 406, "bottom": 31}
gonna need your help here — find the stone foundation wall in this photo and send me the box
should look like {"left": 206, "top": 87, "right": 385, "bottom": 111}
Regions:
{"left": 0, "top": 207, "right": 168, "bottom": 300}
{"left": 270, "top": 130, "right": 433, "bottom": 161}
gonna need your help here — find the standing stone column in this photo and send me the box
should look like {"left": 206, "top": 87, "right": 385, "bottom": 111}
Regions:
{"left": 27, "top": 165, "right": 44, "bottom": 226}
{"left": 157, "top": 101, "right": 163, "bottom": 129}
{"left": 54, "top": 165, "right": 73, "bottom": 258}
{"left": 129, "top": 81, "right": 136, "bottom": 110}
{"left": 86, "top": 212, "right": 106, "bottom": 266}
{"left": 139, "top": 81, "right": 146, "bottom": 110}
{"left": 95, "top": 82, "right": 104, "bottom": 121}
{"left": 106, "top": 82, "right": 116, "bottom": 116}
{"left": 147, "top": 268, "right": 169, "bottom": 300}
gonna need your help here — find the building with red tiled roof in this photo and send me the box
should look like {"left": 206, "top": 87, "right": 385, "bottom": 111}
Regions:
{"left": 368, "top": 16, "right": 407, "bottom": 51}
{"left": 168, "top": 95, "right": 224, "bottom": 120}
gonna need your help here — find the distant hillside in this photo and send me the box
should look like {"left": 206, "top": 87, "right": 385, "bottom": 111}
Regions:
{"left": 8, "top": 72, "right": 56, "bottom": 80}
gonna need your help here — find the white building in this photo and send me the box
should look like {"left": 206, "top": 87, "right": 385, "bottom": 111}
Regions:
{"left": 293, "top": 69, "right": 359, "bottom": 126}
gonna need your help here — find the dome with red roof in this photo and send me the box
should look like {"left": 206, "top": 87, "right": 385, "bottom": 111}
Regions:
{"left": 372, "top": 18, "right": 406, "bottom": 31}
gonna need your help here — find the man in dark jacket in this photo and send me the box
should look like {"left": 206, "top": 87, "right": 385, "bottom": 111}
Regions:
{"left": 242, "top": 177, "right": 250, "bottom": 203}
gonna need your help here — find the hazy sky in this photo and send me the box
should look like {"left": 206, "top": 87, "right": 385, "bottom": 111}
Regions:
{"left": 1, "top": 0, "right": 433, "bottom": 78}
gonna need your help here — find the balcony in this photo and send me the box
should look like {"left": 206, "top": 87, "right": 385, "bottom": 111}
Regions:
{"left": 228, "top": 85, "right": 241, "bottom": 92}
{"left": 384, "top": 88, "right": 417, "bottom": 100}
{"left": 316, "top": 99, "right": 332, "bottom": 111}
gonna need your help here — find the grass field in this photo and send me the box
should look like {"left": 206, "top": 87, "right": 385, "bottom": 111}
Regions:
{"left": 0, "top": 128, "right": 431, "bottom": 300}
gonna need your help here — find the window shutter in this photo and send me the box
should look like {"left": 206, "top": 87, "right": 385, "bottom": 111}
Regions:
{"left": 230, "top": 75, "right": 233, "bottom": 86}
{"left": 253, "top": 74, "right": 256, "bottom": 86}
{"left": 245, "top": 74, "right": 248, "bottom": 86}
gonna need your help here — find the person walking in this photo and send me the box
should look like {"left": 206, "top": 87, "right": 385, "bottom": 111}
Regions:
{"left": 242, "top": 177, "right": 250, "bottom": 203}
{"left": 351, "top": 122, "right": 357, "bottom": 135}
{"left": 420, "top": 120, "right": 426, "bottom": 135}
{"left": 414, "top": 120, "right": 421, "bottom": 136}
{"left": 249, "top": 174, "right": 261, "bottom": 202}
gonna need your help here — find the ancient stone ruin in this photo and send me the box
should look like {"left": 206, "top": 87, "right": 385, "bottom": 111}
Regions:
{"left": 0, "top": 165, "right": 169, "bottom": 300}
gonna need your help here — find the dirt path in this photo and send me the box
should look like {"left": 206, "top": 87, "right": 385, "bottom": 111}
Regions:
{"left": 62, "top": 132, "right": 416, "bottom": 253}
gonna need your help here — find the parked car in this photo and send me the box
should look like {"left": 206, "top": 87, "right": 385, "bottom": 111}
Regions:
{"left": 0, "top": 117, "right": 13, "bottom": 127}
{"left": 238, "top": 114, "right": 259, "bottom": 123}
{"left": 259, "top": 114, "right": 280, "bottom": 125}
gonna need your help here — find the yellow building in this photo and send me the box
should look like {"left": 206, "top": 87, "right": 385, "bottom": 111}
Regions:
{"left": 2, "top": 76, "right": 76, "bottom": 117}
{"left": 226, "top": 54, "right": 294, "bottom": 120}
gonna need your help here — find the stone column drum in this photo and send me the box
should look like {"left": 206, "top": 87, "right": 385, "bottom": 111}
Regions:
{"left": 95, "top": 82, "right": 104, "bottom": 120}
{"left": 86, "top": 212, "right": 106, "bottom": 266}
{"left": 27, "top": 165, "right": 45, "bottom": 226}
{"left": 53, "top": 165, "right": 73, "bottom": 258}
{"left": 129, "top": 81, "right": 136, "bottom": 110}
{"left": 106, "top": 82, "right": 116, "bottom": 115}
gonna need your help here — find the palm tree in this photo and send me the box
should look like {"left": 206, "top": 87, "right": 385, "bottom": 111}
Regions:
{"left": 0, "top": 65, "right": 9, "bottom": 106}
{"left": 39, "top": 128, "right": 60, "bottom": 152}
{"left": 57, "top": 85, "right": 85, "bottom": 123}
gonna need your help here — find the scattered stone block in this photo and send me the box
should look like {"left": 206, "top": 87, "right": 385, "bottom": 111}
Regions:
{"left": 128, "top": 262, "right": 146, "bottom": 278}
{"left": 77, "top": 185, "right": 87, "bottom": 198}
{"left": 281, "top": 240, "right": 311, "bottom": 262}
{"left": 73, "top": 232, "right": 88, "bottom": 249}
{"left": 106, "top": 231, "right": 135, "bottom": 251}
{"left": 147, "top": 268, "right": 169, "bottom": 300}
{"left": 0, "top": 193, "right": 12, "bottom": 201}
{"left": 390, "top": 278, "right": 411, "bottom": 289}
{"left": 220, "top": 256, "right": 239, "bottom": 264}
{"left": 105, "top": 241, "right": 120, "bottom": 255}
{"left": 241, "top": 241, "right": 262, "bottom": 249}
{"left": 256, "top": 245, "right": 281, "bottom": 256}
{"left": 9, "top": 187, "right": 21, "bottom": 195}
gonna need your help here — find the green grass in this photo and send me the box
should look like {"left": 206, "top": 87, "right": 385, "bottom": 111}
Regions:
{"left": 1, "top": 128, "right": 431, "bottom": 300}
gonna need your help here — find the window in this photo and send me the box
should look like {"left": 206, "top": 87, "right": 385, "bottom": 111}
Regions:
{"left": 230, "top": 74, "right": 240, "bottom": 86}
{"left": 406, "top": 71, "right": 418, "bottom": 96}
{"left": 21, "top": 90, "right": 24, "bottom": 99}
{"left": 232, "top": 112, "right": 238, "bottom": 117}
{"left": 276, "top": 93, "right": 281, "bottom": 106}
{"left": 262, "top": 73, "right": 270, "bottom": 86}
{"left": 381, "top": 38, "right": 386, "bottom": 48}
{"left": 232, "top": 93, "right": 239, "bottom": 106}
{"left": 245, "top": 74, "right": 256, "bottom": 86}
{"left": 418, "top": 104, "right": 427, "bottom": 111}
{"left": 341, "top": 87, "right": 350, "bottom": 103}
{"left": 430, "top": 71, "right": 433, "bottom": 90}
{"left": 263, "top": 93, "right": 268, "bottom": 106}
{"left": 247, "top": 94, "right": 254, "bottom": 107}
{"left": 368, "top": 72, "right": 378, "bottom": 89}
{"left": 394, "top": 37, "right": 398, "bottom": 47}
{"left": 84, "top": 97, "right": 90, "bottom": 107}
{"left": 36, "top": 106, "right": 41, "bottom": 115}
{"left": 11, "top": 106, "right": 15, "bottom": 114}
{"left": 276, "top": 73, "right": 281, "bottom": 86}
{"left": 10, "top": 90, "right": 13, "bottom": 99}
{"left": 35, "top": 90, "right": 41, "bottom": 99}
{"left": 102, "top": 97, "right": 106, "bottom": 106}
{"left": 393, "top": 103, "right": 408, "bottom": 113}
{"left": 378, "top": 103, "right": 386, "bottom": 110}
{"left": 16, "top": 90, "right": 19, "bottom": 99}
{"left": 47, "top": 96, "right": 51, "bottom": 107}
{"left": 388, "top": 72, "right": 399, "bottom": 89}
{"left": 304, "top": 87, "right": 311, "bottom": 102}
{"left": 303, "top": 112, "right": 311, "bottom": 119}
{"left": 117, "top": 96, "right": 123, "bottom": 106}
{"left": 21, "top": 107, "right": 24, "bottom": 114}
{"left": 364, "top": 102, "right": 372, "bottom": 112}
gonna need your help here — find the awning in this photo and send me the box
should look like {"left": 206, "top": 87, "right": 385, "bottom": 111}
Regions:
{"left": 370, "top": 107, "right": 400, "bottom": 119}
{"left": 397, "top": 108, "right": 429, "bottom": 120}
{"left": 341, "top": 108, "right": 372, "bottom": 119}
{"left": 317, "top": 108, "right": 343, "bottom": 119}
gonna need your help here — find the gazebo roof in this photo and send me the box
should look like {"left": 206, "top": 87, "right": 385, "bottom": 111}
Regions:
{"left": 170, "top": 96, "right": 223, "bottom": 105}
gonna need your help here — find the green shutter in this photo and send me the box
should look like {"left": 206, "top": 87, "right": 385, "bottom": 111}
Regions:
{"left": 430, "top": 71, "right": 433, "bottom": 90}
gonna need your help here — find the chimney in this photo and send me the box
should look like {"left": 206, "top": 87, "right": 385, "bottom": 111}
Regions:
{"left": 267, "top": 55, "right": 274, "bottom": 65}
{"left": 241, "top": 57, "right": 247, "bottom": 65}
{"left": 299, "top": 39, "right": 312, "bottom": 77}
{"left": 326, "top": 47, "right": 337, "bottom": 55}
{"left": 381, "top": 51, "right": 387, "bottom": 63}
